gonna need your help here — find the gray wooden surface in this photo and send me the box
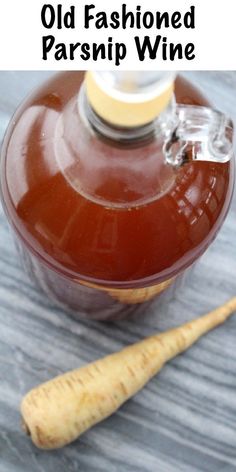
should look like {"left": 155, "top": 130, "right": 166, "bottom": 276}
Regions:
{"left": 0, "top": 72, "right": 235, "bottom": 472}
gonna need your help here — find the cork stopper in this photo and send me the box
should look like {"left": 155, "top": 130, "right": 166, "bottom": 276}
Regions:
{"left": 85, "top": 71, "right": 175, "bottom": 128}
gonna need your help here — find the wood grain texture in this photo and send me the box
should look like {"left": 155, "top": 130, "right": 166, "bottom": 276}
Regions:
{"left": 0, "top": 71, "right": 235, "bottom": 471}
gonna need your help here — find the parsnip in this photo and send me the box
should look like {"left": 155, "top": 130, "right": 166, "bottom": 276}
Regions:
{"left": 21, "top": 297, "right": 236, "bottom": 450}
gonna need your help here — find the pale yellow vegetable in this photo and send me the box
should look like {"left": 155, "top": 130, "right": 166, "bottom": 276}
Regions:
{"left": 21, "top": 297, "right": 236, "bottom": 450}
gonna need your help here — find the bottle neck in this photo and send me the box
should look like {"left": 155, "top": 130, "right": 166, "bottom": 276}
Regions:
{"left": 79, "top": 82, "right": 176, "bottom": 147}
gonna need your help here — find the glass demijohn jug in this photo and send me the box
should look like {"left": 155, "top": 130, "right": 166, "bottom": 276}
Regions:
{"left": 0, "top": 71, "right": 234, "bottom": 319}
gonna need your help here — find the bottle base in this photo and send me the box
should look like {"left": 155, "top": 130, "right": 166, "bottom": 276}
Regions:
{"left": 14, "top": 235, "right": 191, "bottom": 321}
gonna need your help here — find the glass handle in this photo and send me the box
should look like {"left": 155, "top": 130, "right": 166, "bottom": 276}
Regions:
{"left": 163, "top": 105, "right": 234, "bottom": 167}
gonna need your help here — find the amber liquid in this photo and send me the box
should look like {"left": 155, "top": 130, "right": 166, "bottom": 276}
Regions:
{"left": 1, "top": 73, "right": 234, "bottom": 317}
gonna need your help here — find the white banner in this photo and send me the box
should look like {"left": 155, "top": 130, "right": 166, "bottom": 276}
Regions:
{"left": 0, "top": 0, "right": 235, "bottom": 70}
